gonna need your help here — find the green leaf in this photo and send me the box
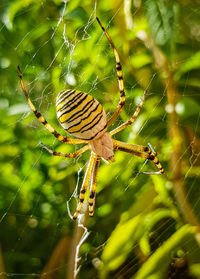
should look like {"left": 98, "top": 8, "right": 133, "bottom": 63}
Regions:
{"left": 175, "top": 98, "right": 200, "bottom": 118}
{"left": 139, "top": 208, "right": 177, "bottom": 256}
{"left": 144, "top": 0, "right": 178, "bottom": 53}
{"left": 101, "top": 215, "right": 142, "bottom": 271}
{"left": 130, "top": 53, "right": 152, "bottom": 69}
{"left": 3, "top": 0, "right": 37, "bottom": 30}
{"left": 134, "top": 225, "right": 198, "bottom": 279}
{"left": 175, "top": 51, "right": 200, "bottom": 80}
{"left": 190, "top": 264, "right": 200, "bottom": 277}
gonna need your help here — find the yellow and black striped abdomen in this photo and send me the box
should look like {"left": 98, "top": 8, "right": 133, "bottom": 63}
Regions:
{"left": 56, "top": 89, "right": 107, "bottom": 140}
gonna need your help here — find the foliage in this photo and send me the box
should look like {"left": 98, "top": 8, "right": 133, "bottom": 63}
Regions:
{"left": 0, "top": 0, "right": 200, "bottom": 278}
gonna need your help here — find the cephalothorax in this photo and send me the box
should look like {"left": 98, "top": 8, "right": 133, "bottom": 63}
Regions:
{"left": 18, "top": 17, "right": 164, "bottom": 220}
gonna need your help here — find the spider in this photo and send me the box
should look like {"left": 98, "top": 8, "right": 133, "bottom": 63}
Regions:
{"left": 18, "top": 17, "right": 164, "bottom": 220}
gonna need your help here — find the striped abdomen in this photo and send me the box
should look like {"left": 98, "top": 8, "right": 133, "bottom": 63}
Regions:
{"left": 56, "top": 89, "right": 107, "bottom": 141}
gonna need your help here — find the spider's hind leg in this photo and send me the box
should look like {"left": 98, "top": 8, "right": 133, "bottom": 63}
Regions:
{"left": 73, "top": 153, "right": 97, "bottom": 220}
{"left": 141, "top": 143, "right": 164, "bottom": 174}
{"left": 113, "top": 139, "right": 164, "bottom": 174}
{"left": 40, "top": 142, "right": 89, "bottom": 158}
{"left": 89, "top": 158, "right": 100, "bottom": 217}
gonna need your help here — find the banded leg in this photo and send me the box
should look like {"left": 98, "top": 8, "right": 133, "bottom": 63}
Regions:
{"left": 40, "top": 142, "right": 89, "bottom": 158}
{"left": 17, "top": 66, "right": 87, "bottom": 145}
{"left": 110, "top": 90, "right": 147, "bottom": 136}
{"left": 89, "top": 158, "right": 100, "bottom": 216}
{"left": 96, "top": 18, "right": 125, "bottom": 127}
{"left": 113, "top": 139, "right": 164, "bottom": 174}
{"left": 73, "top": 153, "right": 97, "bottom": 220}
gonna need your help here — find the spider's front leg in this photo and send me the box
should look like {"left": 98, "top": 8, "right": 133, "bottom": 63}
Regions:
{"left": 73, "top": 153, "right": 97, "bottom": 220}
{"left": 110, "top": 90, "right": 147, "bottom": 136}
{"left": 17, "top": 66, "right": 87, "bottom": 145}
{"left": 96, "top": 17, "right": 125, "bottom": 127}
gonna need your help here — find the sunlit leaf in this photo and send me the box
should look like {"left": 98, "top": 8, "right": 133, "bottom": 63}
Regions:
{"left": 3, "top": 0, "right": 37, "bottom": 29}
{"left": 134, "top": 225, "right": 198, "bottom": 279}
{"left": 175, "top": 51, "right": 200, "bottom": 80}
{"left": 101, "top": 215, "right": 142, "bottom": 271}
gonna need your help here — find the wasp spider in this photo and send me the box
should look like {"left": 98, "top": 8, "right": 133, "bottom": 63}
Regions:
{"left": 18, "top": 17, "right": 164, "bottom": 220}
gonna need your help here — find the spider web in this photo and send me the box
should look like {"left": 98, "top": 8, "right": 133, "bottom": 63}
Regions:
{"left": 1, "top": 1, "right": 200, "bottom": 278}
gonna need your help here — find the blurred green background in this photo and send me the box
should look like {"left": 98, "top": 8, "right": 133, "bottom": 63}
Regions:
{"left": 0, "top": 0, "right": 200, "bottom": 278}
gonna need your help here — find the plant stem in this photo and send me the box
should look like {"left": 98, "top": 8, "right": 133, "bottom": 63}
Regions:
{"left": 145, "top": 36, "right": 199, "bottom": 226}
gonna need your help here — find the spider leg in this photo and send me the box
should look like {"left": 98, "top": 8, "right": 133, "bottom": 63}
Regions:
{"left": 89, "top": 158, "right": 100, "bottom": 217}
{"left": 17, "top": 66, "right": 88, "bottom": 145}
{"left": 40, "top": 142, "right": 89, "bottom": 158}
{"left": 113, "top": 139, "right": 164, "bottom": 174}
{"left": 96, "top": 18, "right": 125, "bottom": 127}
{"left": 110, "top": 90, "right": 147, "bottom": 136}
{"left": 73, "top": 153, "right": 97, "bottom": 220}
